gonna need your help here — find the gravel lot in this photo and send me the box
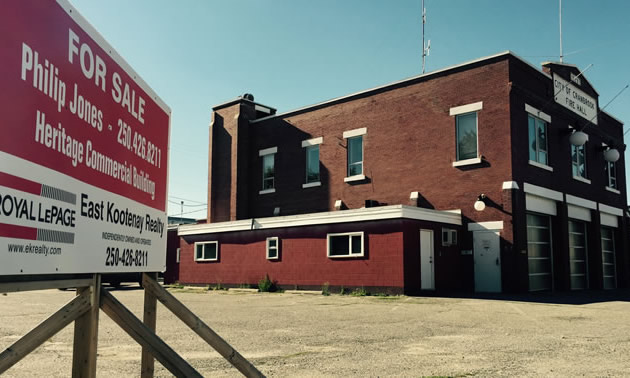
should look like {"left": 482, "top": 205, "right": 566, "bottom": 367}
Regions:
{"left": 2, "top": 286, "right": 630, "bottom": 377}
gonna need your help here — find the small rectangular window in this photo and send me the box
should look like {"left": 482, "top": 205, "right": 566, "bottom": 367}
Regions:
{"left": 194, "top": 241, "right": 218, "bottom": 261}
{"left": 528, "top": 114, "right": 548, "bottom": 165}
{"left": 442, "top": 228, "right": 457, "bottom": 246}
{"left": 606, "top": 161, "right": 617, "bottom": 189}
{"left": 347, "top": 136, "right": 363, "bottom": 176}
{"left": 262, "top": 153, "right": 275, "bottom": 190}
{"left": 327, "top": 232, "right": 364, "bottom": 258}
{"left": 176, "top": 248, "right": 180, "bottom": 263}
{"left": 266, "top": 237, "right": 279, "bottom": 260}
{"left": 305, "top": 145, "right": 320, "bottom": 183}
{"left": 456, "top": 112, "right": 478, "bottom": 161}
{"left": 571, "top": 143, "right": 587, "bottom": 179}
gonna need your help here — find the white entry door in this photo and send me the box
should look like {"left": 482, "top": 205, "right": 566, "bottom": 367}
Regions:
{"left": 473, "top": 230, "right": 501, "bottom": 293}
{"left": 420, "top": 229, "right": 435, "bottom": 290}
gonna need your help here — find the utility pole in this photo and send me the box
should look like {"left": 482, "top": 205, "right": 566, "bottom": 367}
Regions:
{"left": 559, "top": 0, "right": 563, "bottom": 63}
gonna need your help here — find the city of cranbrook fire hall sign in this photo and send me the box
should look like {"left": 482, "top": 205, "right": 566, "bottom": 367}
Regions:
{"left": 0, "top": 1, "right": 171, "bottom": 275}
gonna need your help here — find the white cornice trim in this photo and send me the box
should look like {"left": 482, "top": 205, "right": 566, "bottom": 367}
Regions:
{"left": 599, "top": 203, "right": 623, "bottom": 216}
{"left": 523, "top": 183, "right": 563, "bottom": 202}
{"left": 468, "top": 221, "right": 504, "bottom": 231}
{"left": 565, "top": 194, "right": 597, "bottom": 210}
{"left": 178, "top": 205, "right": 462, "bottom": 236}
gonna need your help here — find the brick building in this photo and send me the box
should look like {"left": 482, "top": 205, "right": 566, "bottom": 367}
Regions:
{"left": 174, "top": 51, "right": 628, "bottom": 294}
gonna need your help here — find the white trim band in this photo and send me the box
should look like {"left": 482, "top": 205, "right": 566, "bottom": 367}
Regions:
{"left": 452, "top": 157, "right": 482, "bottom": 167}
{"left": 259, "top": 147, "right": 277, "bottom": 156}
{"left": 599, "top": 204, "right": 623, "bottom": 216}
{"left": 302, "top": 137, "right": 323, "bottom": 147}
{"left": 525, "top": 104, "right": 551, "bottom": 123}
{"left": 502, "top": 181, "right": 519, "bottom": 190}
{"left": 449, "top": 101, "right": 483, "bottom": 116}
{"left": 565, "top": 194, "right": 596, "bottom": 210}
{"left": 179, "top": 205, "right": 462, "bottom": 236}
{"left": 302, "top": 182, "right": 321, "bottom": 188}
{"left": 523, "top": 183, "right": 563, "bottom": 201}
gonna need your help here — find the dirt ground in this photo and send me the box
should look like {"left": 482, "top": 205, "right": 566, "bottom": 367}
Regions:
{"left": 1, "top": 286, "right": 630, "bottom": 377}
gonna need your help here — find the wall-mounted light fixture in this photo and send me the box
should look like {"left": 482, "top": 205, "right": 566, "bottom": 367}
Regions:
{"left": 603, "top": 147, "right": 620, "bottom": 163}
{"left": 474, "top": 194, "right": 487, "bottom": 211}
{"left": 569, "top": 130, "right": 588, "bottom": 146}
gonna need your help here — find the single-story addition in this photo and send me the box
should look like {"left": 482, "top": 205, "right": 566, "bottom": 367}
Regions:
{"left": 177, "top": 205, "right": 465, "bottom": 294}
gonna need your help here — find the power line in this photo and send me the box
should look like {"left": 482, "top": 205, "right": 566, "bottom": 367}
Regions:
{"left": 168, "top": 195, "right": 206, "bottom": 204}
{"left": 168, "top": 208, "right": 207, "bottom": 217}
{"left": 168, "top": 200, "right": 206, "bottom": 207}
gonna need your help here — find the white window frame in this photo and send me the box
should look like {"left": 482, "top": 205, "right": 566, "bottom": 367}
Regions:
{"left": 194, "top": 241, "right": 219, "bottom": 262}
{"left": 606, "top": 160, "right": 617, "bottom": 190}
{"left": 571, "top": 142, "right": 589, "bottom": 182}
{"left": 450, "top": 102, "right": 482, "bottom": 165}
{"left": 259, "top": 147, "right": 277, "bottom": 194}
{"left": 327, "top": 232, "right": 364, "bottom": 258}
{"left": 266, "top": 237, "right": 279, "bottom": 260}
{"left": 442, "top": 228, "right": 457, "bottom": 246}
{"left": 343, "top": 128, "right": 366, "bottom": 182}
{"left": 302, "top": 137, "right": 322, "bottom": 188}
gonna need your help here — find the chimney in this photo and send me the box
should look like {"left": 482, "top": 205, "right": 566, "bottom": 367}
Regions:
{"left": 207, "top": 94, "right": 276, "bottom": 222}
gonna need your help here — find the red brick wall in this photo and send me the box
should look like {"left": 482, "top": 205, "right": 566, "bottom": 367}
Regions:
{"left": 177, "top": 219, "right": 463, "bottom": 292}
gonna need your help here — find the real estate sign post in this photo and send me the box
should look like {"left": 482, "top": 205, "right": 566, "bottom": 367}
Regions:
{"left": 0, "top": 0, "right": 171, "bottom": 275}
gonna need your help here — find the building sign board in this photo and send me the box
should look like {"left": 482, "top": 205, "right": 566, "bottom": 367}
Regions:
{"left": 0, "top": 0, "right": 170, "bottom": 275}
{"left": 553, "top": 74, "right": 598, "bottom": 125}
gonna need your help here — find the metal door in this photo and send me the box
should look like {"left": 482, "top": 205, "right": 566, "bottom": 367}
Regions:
{"left": 473, "top": 230, "right": 501, "bottom": 292}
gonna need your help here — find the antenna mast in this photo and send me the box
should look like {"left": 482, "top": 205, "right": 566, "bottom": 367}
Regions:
{"left": 422, "top": 0, "right": 430, "bottom": 73}
{"left": 559, "top": 0, "right": 563, "bottom": 63}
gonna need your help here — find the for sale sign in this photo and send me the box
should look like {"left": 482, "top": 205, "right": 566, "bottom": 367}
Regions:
{"left": 0, "top": 1, "right": 170, "bottom": 274}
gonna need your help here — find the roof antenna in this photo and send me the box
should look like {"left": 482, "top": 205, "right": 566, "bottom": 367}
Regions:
{"left": 422, "top": 0, "right": 430, "bottom": 73}
{"left": 559, "top": 0, "right": 563, "bottom": 63}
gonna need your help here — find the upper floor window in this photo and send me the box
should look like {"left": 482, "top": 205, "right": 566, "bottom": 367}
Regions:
{"left": 571, "top": 143, "right": 587, "bottom": 179}
{"left": 259, "top": 147, "right": 277, "bottom": 194}
{"left": 450, "top": 102, "right": 482, "bottom": 163}
{"left": 606, "top": 161, "right": 617, "bottom": 189}
{"left": 302, "top": 137, "right": 322, "bottom": 187}
{"left": 528, "top": 114, "right": 548, "bottom": 165}
{"left": 343, "top": 128, "right": 366, "bottom": 181}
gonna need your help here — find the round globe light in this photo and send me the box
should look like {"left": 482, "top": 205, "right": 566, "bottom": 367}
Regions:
{"left": 569, "top": 131, "right": 588, "bottom": 146}
{"left": 474, "top": 200, "right": 486, "bottom": 212}
{"left": 604, "top": 148, "right": 620, "bottom": 163}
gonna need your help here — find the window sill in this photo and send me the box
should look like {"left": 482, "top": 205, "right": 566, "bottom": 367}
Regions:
{"left": 194, "top": 258, "right": 218, "bottom": 262}
{"left": 259, "top": 188, "right": 276, "bottom": 195}
{"left": 328, "top": 253, "right": 364, "bottom": 259}
{"left": 452, "top": 157, "right": 482, "bottom": 167}
{"left": 302, "top": 181, "right": 321, "bottom": 188}
{"left": 266, "top": 256, "right": 279, "bottom": 260}
{"left": 528, "top": 160, "right": 553, "bottom": 172}
{"left": 344, "top": 174, "right": 366, "bottom": 183}
{"left": 606, "top": 186, "right": 620, "bottom": 194}
{"left": 572, "top": 176, "right": 591, "bottom": 184}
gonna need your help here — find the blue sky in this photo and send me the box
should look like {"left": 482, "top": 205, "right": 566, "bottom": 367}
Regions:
{"left": 71, "top": 0, "right": 630, "bottom": 218}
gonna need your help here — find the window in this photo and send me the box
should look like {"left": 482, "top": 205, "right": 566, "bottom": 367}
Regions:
{"left": 327, "top": 232, "right": 364, "bottom": 258}
{"left": 194, "top": 241, "right": 218, "bottom": 261}
{"left": 343, "top": 128, "right": 366, "bottom": 181}
{"left": 606, "top": 161, "right": 617, "bottom": 189}
{"left": 601, "top": 227, "right": 617, "bottom": 289}
{"left": 347, "top": 136, "right": 363, "bottom": 176}
{"left": 176, "top": 248, "right": 180, "bottom": 263}
{"left": 456, "top": 112, "right": 478, "bottom": 161}
{"left": 266, "top": 237, "right": 279, "bottom": 260}
{"left": 305, "top": 145, "right": 320, "bottom": 183}
{"left": 442, "top": 228, "right": 457, "bottom": 246}
{"left": 568, "top": 220, "right": 588, "bottom": 290}
{"left": 528, "top": 114, "right": 548, "bottom": 165}
{"left": 259, "top": 147, "right": 277, "bottom": 194}
{"left": 571, "top": 143, "right": 587, "bottom": 179}
{"left": 527, "top": 213, "right": 553, "bottom": 291}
